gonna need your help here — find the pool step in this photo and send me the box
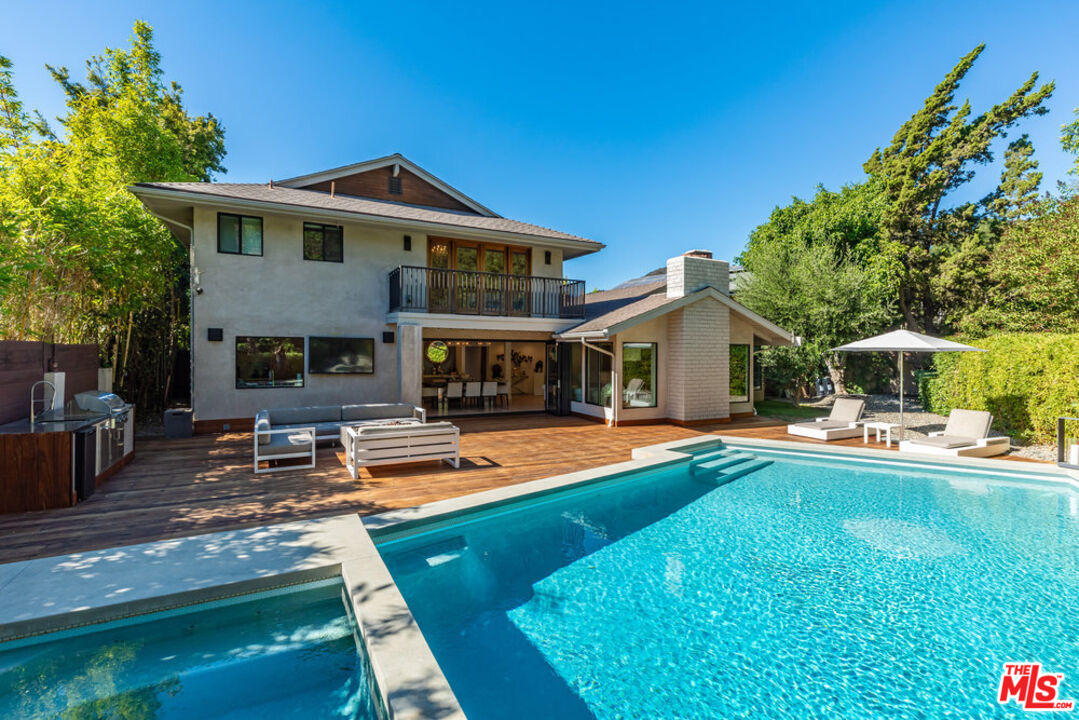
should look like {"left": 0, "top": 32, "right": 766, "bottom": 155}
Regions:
{"left": 716, "top": 458, "right": 773, "bottom": 483}
{"left": 692, "top": 448, "right": 773, "bottom": 486}
{"left": 689, "top": 447, "right": 734, "bottom": 465}
{"left": 692, "top": 452, "right": 755, "bottom": 474}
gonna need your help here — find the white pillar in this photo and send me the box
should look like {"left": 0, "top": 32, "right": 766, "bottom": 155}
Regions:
{"left": 44, "top": 371, "right": 65, "bottom": 410}
{"left": 397, "top": 324, "right": 423, "bottom": 407}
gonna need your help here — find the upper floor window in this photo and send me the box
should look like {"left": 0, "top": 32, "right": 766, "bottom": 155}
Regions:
{"left": 388, "top": 175, "right": 402, "bottom": 195}
{"left": 218, "top": 213, "right": 263, "bottom": 256}
{"left": 303, "top": 222, "right": 343, "bottom": 262}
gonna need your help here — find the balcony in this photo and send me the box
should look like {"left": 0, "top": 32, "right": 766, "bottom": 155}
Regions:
{"left": 389, "top": 266, "right": 586, "bottom": 319}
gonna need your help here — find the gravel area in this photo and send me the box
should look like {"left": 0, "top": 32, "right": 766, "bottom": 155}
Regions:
{"left": 806, "top": 394, "right": 1055, "bottom": 462}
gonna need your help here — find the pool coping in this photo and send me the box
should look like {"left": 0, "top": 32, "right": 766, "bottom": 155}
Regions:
{"left": 1, "top": 434, "right": 1074, "bottom": 720}
{"left": 362, "top": 434, "right": 1076, "bottom": 545}
{"left": 0, "top": 514, "right": 465, "bottom": 720}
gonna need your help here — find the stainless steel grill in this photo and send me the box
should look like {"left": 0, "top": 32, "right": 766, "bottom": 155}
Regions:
{"left": 74, "top": 391, "right": 131, "bottom": 423}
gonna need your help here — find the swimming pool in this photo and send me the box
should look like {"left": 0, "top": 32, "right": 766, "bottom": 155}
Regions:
{"left": 376, "top": 441, "right": 1079, "bottom": 719}
{"left": 0, "top": 579, "right": 381, "bottom": 719}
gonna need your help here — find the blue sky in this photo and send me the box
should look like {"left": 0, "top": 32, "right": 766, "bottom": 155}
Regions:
{"left": 3, "top": 1, "right": 1078, "bottom": 289}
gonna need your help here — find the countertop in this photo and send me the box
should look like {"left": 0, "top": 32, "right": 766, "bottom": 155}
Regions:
{"left": 0, "top": 413, "right": 107, "bottom": 435}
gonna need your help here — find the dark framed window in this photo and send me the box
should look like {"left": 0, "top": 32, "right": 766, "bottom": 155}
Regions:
{"left": 218, "top": 213, "right": 263, "bottom": 256}
{"left": 622, "top": 342, "right": 657, "bottom": 408}
{"left": 753, "top": 348, "right": 763, "bottom": 391}
{"left": 303, "top": 222, "right": 343, "bottom": 262}
{"left": 236, "top": 336, "right": 304, "bottom": 388}
{"left": 585, "top": 342, "right": 613, "bottom": 407}
{"left": 730, "top": 344, "right": 750, "bottom": 402}
{"left": 309, "top": 336, "right": 374, "bottom": 374}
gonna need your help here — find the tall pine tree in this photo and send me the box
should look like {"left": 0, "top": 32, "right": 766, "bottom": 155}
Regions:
{"left": 863, "top": 44, "right": 1053, "bottom": 332}
{"left": 987, "top": 135, "right": 1042, "bottom": 220}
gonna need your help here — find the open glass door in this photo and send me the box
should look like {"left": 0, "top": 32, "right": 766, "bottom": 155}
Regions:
{"left": 546, "top": 342, "right": 571, "bottom": 415}
{"left": 545, "top": 342, "right": 559, "bottom": 413}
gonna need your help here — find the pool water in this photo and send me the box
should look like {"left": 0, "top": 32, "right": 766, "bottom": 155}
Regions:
{"left": 377, "top": 445, "right": 1079, "bottom": 719}
{"left": 0, "top": 580, "right": 380, "bottom": 719}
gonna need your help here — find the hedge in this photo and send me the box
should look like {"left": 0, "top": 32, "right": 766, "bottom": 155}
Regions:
{"left": 922, "top": 333, "right": 1079, "bottom": 442}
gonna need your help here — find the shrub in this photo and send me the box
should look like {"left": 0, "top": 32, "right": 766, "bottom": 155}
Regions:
{"left": 924, "top": 333, "right": 1079, "bottom": 442}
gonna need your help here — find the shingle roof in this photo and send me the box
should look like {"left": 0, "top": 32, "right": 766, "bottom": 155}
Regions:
{"left": 562, "top": 283, "right": 793, "bottom": 344}
{"left": 582, "top": 280, "right": 667, "bottom": 319}
{"left": 563, "top": 293, "right": 676, "bottom": 335}
{"left": 131, "top": 182, "right": 601, "bottom": 247}
{"left": 610, "top": 264, "right": 748, "bottom": 292}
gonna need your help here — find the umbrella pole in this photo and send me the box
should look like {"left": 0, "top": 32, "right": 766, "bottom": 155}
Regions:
{"left": 898, "top": 352, "right": 904, "bottom": 442}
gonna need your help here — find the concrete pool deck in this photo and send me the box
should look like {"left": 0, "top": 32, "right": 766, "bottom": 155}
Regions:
{"left": 0, "top": 514, "right": 465, "bottom": 720}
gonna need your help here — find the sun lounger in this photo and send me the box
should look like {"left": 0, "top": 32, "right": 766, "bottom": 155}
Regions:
{"left": 787, "top": 397, "right": 865, "bottom": 441}
{"left": 898, "top": 409, "right": 1010, "bottom": 458}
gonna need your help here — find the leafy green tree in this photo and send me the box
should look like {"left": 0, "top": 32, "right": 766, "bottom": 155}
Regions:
{"left": 960, "top": 195, "right": 1079, "bottom": 334}
{"left": 1063, "top": 107, "right": 1079, "bottom": 177}
{"left": 738, "top": 239, "right": 893, "bottom": 398}
{"left": 0, "top": 21, "right": 225, "bottom": 409}
{"left": 986, "top": 135, "right": 1042, "bottom": 220}
{"left": 863, "top": 44, "right": 1053, "bottom": 332}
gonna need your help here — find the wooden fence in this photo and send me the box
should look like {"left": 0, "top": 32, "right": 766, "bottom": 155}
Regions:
{"left": 0, "top": 341, "right": 99, "bottom": 425}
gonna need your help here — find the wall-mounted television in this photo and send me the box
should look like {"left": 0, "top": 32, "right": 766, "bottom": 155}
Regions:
{"left": 308, "top": 336, "right": 375, "bottom": 374}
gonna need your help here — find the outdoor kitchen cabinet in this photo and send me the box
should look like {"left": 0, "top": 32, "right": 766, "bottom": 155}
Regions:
{"left": 0, "top": 393, "right": 135, "bottom": 514}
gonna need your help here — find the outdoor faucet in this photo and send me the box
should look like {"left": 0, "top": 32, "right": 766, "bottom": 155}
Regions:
{"left": 30, "top": 380, "right": 56, "bottom": 425}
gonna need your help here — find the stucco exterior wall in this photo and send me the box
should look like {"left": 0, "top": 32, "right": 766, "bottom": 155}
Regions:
{"left": 190, "top": 205, "right": 421, "bottom": 420}
{"left": 532, "top": 247, "right": 564, "bottom": 278}
{"left": 189, "top": 203, "right": 577, "bottom": 421}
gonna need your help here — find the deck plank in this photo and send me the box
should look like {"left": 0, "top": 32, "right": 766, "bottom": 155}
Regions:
{"left": 0, "top": 414, "right": 1043, "bottom": 564}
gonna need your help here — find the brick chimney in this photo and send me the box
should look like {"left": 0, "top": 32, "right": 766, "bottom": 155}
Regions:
{"left": 666, "top": 250, "right": 729, "bottom": 298}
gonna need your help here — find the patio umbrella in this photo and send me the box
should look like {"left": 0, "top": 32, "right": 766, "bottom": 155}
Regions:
{"left": 831, "top": 329, "right": 985, "bottom": 441}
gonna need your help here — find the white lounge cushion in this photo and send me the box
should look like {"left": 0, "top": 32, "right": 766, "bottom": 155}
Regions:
{"left": 830, "top": 397, "right": 865, "bottom": 423}
{"left": 353, "top": 421, "right": 457, "bottom": 438}
{"left": 341, "top": 403, "right": 417, "bottom": 421}
{"left": 909, "top": 435, "right": 978, "bottom": 449}
{"left": 943, "top": 409, "right": 993, "bottom": 439}
{"left": 790, "top": 420, "right": 854, "bottom": 431}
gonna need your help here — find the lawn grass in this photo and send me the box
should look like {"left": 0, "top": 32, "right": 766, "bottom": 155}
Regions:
{"left": 755, "top": 399, "right": 829, "bottom": 421}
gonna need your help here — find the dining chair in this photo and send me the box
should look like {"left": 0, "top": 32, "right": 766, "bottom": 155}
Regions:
{"left": 481, "top": 381, "right": 497, "bottom": 409}
{"left": 445, "top": 382, "right": 463, "bottom": 410}
{"left": 465, "top": 381, "right": 481, "bottom": 408}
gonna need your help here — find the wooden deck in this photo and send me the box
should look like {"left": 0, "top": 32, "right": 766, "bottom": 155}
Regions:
{"left": 0, "top": 414, "right": 1045, "bottom": 565}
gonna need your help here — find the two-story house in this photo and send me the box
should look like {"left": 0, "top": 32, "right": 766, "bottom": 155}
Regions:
{"left": 131, "top": 154, "right": 793, "bottom": 432}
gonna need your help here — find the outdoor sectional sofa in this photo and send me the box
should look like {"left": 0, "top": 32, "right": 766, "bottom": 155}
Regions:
{"left": 253, "top": 402, "right": 426, "bottom": 474}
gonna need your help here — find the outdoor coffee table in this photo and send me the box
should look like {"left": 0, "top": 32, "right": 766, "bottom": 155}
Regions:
{"left": 862, "top": 421, "right": 900, "bottom": 448}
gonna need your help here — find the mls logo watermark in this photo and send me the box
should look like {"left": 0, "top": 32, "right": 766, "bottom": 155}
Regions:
{"left": 999, "top": 663, "right": 1075, "bottom": 711}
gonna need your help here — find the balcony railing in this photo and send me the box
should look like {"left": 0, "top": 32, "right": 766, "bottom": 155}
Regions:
{"left": 389, "top": 265, "right": 586, "bottom": 319}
